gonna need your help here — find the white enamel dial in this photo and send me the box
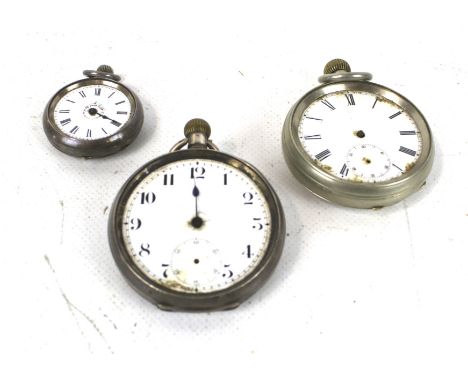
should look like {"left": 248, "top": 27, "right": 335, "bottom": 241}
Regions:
{"left": 122, "top": 158, "right": 272, "bottom": 294}
{"left": 53, "top": 84, "right": 132, "bottom": 140}
{"left": 298, "top": 90, "right": 422, "bottom": 182}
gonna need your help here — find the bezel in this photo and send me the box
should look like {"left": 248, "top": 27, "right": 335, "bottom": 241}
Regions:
{"left": 43, "top": 77, "right": 144, "bottom": 157}
{"left": 108, "top": 149, "right": 285, "bottom": 311}
{"left": 283, "top": 81, "right": 434, "bottom": 208}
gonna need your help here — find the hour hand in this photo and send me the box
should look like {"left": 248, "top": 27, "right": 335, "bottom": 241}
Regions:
{"left": 190, "top": 183, "right": 203, "bottom": 229}
{"left": 96, "top": 112, "right": 121, "bottom": 126}
{"left": 88, "top": 107, "right": 121, "bottom": 126}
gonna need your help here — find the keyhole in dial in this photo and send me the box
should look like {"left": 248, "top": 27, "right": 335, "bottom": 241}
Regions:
{"left": 194, "top": 259, "right": 200, "bottom": 264}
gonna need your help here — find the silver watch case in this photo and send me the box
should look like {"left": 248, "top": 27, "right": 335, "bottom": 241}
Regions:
{"left": 43, "top": 73, "right": 144, "bottom": 158}
{"left": 282, "top": 79, "right": 434, "bottom": 209}
{"left": 108, "top": 148, "right": 285, "bottom": 312}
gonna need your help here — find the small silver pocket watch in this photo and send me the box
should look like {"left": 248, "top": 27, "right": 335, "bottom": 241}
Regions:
{"left": 282, "top": 59, "right": 434, "bottom": 208}
{"left": 108, "top": 119, "right": 285, "bottom": 312}
{"left": 43, "top": 65, "right": 144, "bottom": 157}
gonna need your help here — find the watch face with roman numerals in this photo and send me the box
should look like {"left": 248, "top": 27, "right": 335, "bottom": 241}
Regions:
{"left": 122, "top": 158, "right": 272, "bottom": 294}
{"left": 53, "top": 84, "right": 132, "bottom": 140}
{"left": 298, "top": 90, "right": 422, "bottom": 183}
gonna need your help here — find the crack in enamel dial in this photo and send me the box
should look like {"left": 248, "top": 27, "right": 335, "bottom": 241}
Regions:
{"left": 298, "top": 90, "right": 422, "bottom": 183}
{"left": 53, "top": 84, "right": 133, "bottom": 140}
{"left": 122, "top": 158, "right": 272, "bottom": 294}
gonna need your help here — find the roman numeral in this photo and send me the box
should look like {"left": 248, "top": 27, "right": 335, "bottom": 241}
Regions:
{"left": 305, "top": 116, "right": 322, "bottom": 121}
{"left": 79, "top": 90, "right": 86, "bottom": 98}
{"left": 102, "top": 128, "right": 108, "bottom": 135}
{"left": 59, "top": 110, "right": 70, "bottom": 113}
{"left": 69, "top": 126, "right": 79, "bottom": 134}
{"left": 66, "top": 99, "right": 75, "bottom": 104}
{"left": 321, "top": 100, "right": 335, "bottom": 110}
{"left": 95, "top": 88, "right": 101, "bottom": 96}
{"left": 116, "top": 111, "right": 128, "bottom": 115}
{"left": 60, "top": 118, "right": 71, "bottom": 126}
{"left": 399, "top": 130, "right": 416, "bottom": 135}
{"left": 389, "top": 111, "right": 402, "bottom": 119}
{"left": 399, "top": 146, "right": 416, "bottom": 156}
{"left": 372, "top": 97, "right": 379, "bottom": 109}
{"left": 315, "top": 149, "right": 332, "bottom": 161}
{"left": 163, "top": 174, "right": 174, "bottom": 186}
{"left": 111, "top": 120, "right": 122, "bottom": 127}
{"left": 86, "top": 129, "right": 92, "bottom": 138}
{"left": 304, "top": 134, "right": 321, "bottom": 140}
{"left": 345, "top": 93, "right": 355, "bottom": 106}
{"left": 108, "top": 92, "right": 115, "bottom": 98}
{"left": 115, "top": 100, "right": 125, "bottom": 105}
{"left": 224, "top": 173, "right": 228, "bottom": 185}
{"left": 340, "top": 163, "right": 349, "bottom": 177}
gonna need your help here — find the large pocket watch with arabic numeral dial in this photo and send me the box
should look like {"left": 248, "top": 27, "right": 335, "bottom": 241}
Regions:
{"left": 108, "top": 119, "right": 285, "bottom": 312}
{"left": 43, "top": 65, "right": 144, "bottom": 157}
{"left": 282, "top": 59, "right": 434, "bottom": 208}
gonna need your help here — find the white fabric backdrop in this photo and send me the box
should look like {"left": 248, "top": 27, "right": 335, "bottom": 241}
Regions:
{"left": 1, "top": 0, "right": 467, "bottom": 380}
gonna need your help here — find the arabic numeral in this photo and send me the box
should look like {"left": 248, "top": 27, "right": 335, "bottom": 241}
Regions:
{"left": 162, "top": 264, "right": 169, "bottom": 278}
{"left": 190, "top": 167, "right": 205, "bottom": 179}
{"left": 163, "top": 174, "right": 174, "bottom": 185}
{"left": 140, "top": 192, "right": 156, "bottom": 204}
{"left": 252, "top": 218, "right": 263, "bottom": 230}
{"left": 243, "top": 192, "right": 253, "bottom": 205}
{"left": 129, "top": 218, "right": 141, "bottom": 230}
{"left": 243, "top": 245, "right": 253, "bottom": 259}
{"left": 138, "top": 243, "right": 150, "bottom": 256}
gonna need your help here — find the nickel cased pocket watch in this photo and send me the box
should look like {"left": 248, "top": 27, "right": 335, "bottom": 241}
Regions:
{"left": 108, "top": 119, "right": 285, "bottom": 312}
{"left": 43, "top": 65, "right": 144, "bottom": 157}
{"left": 282, "top": 59, "right": 434, "bottom": 209}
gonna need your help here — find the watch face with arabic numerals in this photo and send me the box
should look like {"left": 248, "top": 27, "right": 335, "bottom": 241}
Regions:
{"left": 109, "top": 146, "right": 286, "bottom": 311}
{"left": 122, "top": 157, "right": 272, "bottom": 294}
{"left": 298, "top": 89, "right": 422, "bottom": 183}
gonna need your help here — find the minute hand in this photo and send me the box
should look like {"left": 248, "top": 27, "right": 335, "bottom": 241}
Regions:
{"left": 96, "top": 111, "right": 120, "bottom": 125}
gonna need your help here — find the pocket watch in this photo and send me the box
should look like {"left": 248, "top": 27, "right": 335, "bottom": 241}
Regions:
{"left": 282, "top": 59, "right": 434, "bottom": 208}
{"left": 108, "top": 119, "right": 285, "bottom": 312}
{"left": 43, "top": 65, "right": 144, "bottom": 157}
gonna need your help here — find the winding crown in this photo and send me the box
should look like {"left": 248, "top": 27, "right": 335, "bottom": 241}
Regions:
{"left": 184, "top": 118, "right": 211, "bottom": 139}
{"left": 323, "top": 59, "right": 351, "bottom": 74}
